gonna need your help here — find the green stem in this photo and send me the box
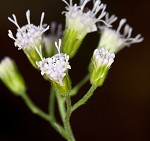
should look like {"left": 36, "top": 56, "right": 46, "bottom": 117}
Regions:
{"left": 70, "top": 74, "right": 90, "bottom": 96}
{"left": 56, "top": 91, "right": 66, "bottom": 122}
{"left": 64, "top": 95, "right": 76, "bottom": 141}
{"left": 48, "top": 86, "right": 55, "bottom": 119}
{"left": 72, "top": 85, "right": 97, "bottom": 112}
{"left": 21, "top": 93, "right": 68, "bottom": 139}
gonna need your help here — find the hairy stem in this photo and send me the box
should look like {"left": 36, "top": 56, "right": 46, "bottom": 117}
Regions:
{"left": 56, "top": 91, "right": 66, "bottom": 122}
{"left": 21, "top": 93, "right": 69, "bottom": 139}
{"left": 49, "top": 86, "right": 55, "bottom": 119}
{"left": 64, "top": 95, "right": 76, "bottom": 141}
{"left": 72, "top": 85, "right": 97, "bottom": 112}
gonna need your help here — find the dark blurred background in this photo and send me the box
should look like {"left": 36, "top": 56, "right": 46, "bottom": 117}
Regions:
{"left": 0, "top": 0, "right": 150, "bottom": 141}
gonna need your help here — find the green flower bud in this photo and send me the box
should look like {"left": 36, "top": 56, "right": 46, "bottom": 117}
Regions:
{"left": 90, "top": 48, "right": 115, "bottom": 87}
{"left": 8, "top": 10, "right": 49, "bottom": 69}
{"left": 0, "top": 57, "right": 26, "bottom": 95}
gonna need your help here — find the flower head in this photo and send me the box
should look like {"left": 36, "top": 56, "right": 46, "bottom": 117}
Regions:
{"left": 8, "top": 10, "right": 49, "bottom": 69}
{"left": 62, "top": 0, "right": 107, "bottom": 38}
{"left": 0, "top": 57, "right": 26, "bottom": 95}
{"left": 90, "top": 48, "right": 115, "bottom": 86}
{"left": 8, "top": 10, "right": 49, "bottom": 50}
{"left": 36, "top": 39, "right": 71, "bottom": 86}
{"left": 98, "top": 16, "right": 144, "bottom": 53}
{"left": 62, "top": 0, "right": 108, "bottom": 58}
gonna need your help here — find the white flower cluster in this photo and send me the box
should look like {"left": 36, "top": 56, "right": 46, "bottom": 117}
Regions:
{"left": 8, "top": 10, "right": 49, "bottom": 50}
{"left": 36, "top": 39, "right": 71, "bottom": 86}
{"left": 93, "top": 48, "right": 115, "bottom": 68}
{"left": 62, "top": 0, "right": 107, "bottom": 38}
{"left": 99, "top": 15, "right": 144, "bottom": 53}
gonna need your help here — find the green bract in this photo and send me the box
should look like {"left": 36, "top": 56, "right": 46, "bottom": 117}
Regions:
{"left": 52, "top": 74, "right": 72, "bottom": 95}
